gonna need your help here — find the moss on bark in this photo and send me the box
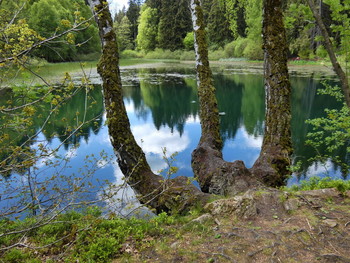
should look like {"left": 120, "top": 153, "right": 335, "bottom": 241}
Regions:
{"left": 89, "top": 0, "right": 208, "bottom": 213}
{"left": 251, "top": 0, "right": 293, "bottom": 186}
{"left": 190, "top": 0, "right": 261, "bottom": 194}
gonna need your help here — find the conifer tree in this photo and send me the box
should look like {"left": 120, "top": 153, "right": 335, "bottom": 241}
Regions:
{"left": 126, "top": 0, "right": 141, "bottom": 49}
{"left": 157, "top": 0, "right": 191, "bottom": 50}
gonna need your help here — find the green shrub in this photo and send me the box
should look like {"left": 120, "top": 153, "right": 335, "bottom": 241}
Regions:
{"left": 224, "top": 41, "right": 236, "bottom": 58}
{"left": 0, "top": 209, "right": 181, "bottom": 262}
{"left": 74, "top": 52, "right": 101, "bottom": 61}
{"left": 179, "top": 50, "right": 195, "bottom": 60}
{"left": 287, "top": 176, "right": 350, "bottom": 193}
{"left": 234, "top": 37, "right": 249, "bottom": 57}
{"left": 243, "top": 39, "right": 263, "bottom": 60}
{"left": 316, "top": 46, "right": 328, "bottom": 59}
{"left": 144, "top": 48, "right": 180, "bottom": 59}
{"left": 3, "top": 248, "right": 34, "bottom": 263}
{"left": 208, "top": 48, "right": 226, "bottom": 60}
{"left": 183, "top": 32, "right": 194, "bottom": 51}
{"left": 120, "top": 49, "right": 144, "bottom": 59}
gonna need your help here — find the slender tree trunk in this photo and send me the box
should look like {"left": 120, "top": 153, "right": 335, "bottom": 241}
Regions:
{"left": 251, "top": 0, "right": 293, "bottom": 187}
{"left": 307, "top": 0, "right": 350, "bottom": 108}
{"left": 190, "top": 0, "right": 260, "bottom": 195}
{"left": 88, "top": 0, "right": 208, "bottom": 213}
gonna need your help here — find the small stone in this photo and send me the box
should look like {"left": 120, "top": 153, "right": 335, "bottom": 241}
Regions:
{"left": 345, "top": 190, "right": 350, "bottom": 198}
{"left": 192, "top": 213, "right": 213, "bottom": 224}
{"left": 284, "top": 198, "right": 299, "bottom": 211}
{"left": 170, "top": 241, "right": 180, "bottom": 249}
{"left": 324, "top": 219, "right": 338, "bottom": 228}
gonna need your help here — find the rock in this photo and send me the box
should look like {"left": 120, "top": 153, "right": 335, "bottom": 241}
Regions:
{"left": 324, "top": 219, "right": 338, "bottom": 228}
{"left": 283, "top": 198, "right": 299, "bottom": 212}
{"left": 205, "top": 199, "right": 238, "bottom": 216}
{"left": 321, "top": 254, "right": 350, "bottom": 263}
{"left": 205, "top": 192, "right": 258, "bottom": 219}
{"left": 345, "top": 190, "right": 350, "bottom": 198}
{"left": 192, "top": 213, "right": 214, "bottom": 224}
{"left": 170, "top": 241, "right": 180, "bottom": 249}
{"left": 301, "top": 188, "right": 341, "bottom": 198}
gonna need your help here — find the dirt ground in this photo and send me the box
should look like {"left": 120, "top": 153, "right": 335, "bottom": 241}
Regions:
{"left": 115, "top": 188, "right": 350, "bottom": 263}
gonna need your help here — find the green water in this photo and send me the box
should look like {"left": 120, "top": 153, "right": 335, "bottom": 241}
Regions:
{"left": 1, "top": 63, "right": 348, "bottom": 189}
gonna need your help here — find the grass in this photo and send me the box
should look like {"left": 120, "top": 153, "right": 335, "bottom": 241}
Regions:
{"left": 0, "top": 210, "right": 184, "bottom": 263}
{"left": 284, "top": 176, "right": 350, "bottom": 193}
{"left": 287, "top": 59, "right": 328, "bottom": 66}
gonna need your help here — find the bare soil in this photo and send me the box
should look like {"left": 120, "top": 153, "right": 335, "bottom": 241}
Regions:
{"left": 115, "top": 188, "right": 350, "bottom": 263}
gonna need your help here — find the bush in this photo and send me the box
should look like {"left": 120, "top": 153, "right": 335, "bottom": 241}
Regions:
{"left": 224, "top": 41, "right": 236, "bottom": 58}
{"left": 233, "top": 37, "right": 249, "bottom": 58}
{"left": 144, "top": 48, "right": 180, "bottom": 59}
{"left": 183, "top": 32, "right": 194, "bottom": 51}
{"left": 120, "top": 49, "right": 144, "bottom": 59}
{"left": 316, "top": 46, "right": 328, "bottom": 59}
{"left": 3, "top": 249, "right": 37, "bottom": 263}
{"left": 74, "top": 52, "right": 101, "bottom": 61}
{"left": 208, "top": 48, "right": 226, "bottom": 60}
{"left": 179, "top": 50, "right": 195, "bottom": 60}
{"left": 243, "top": 39, "right": 263, "bottom": 60}
{"left": 287, "top": 176, "right": 350, "bottom": 193}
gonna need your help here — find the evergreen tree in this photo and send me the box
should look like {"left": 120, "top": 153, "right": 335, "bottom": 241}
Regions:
{"left": 207, "top": 0, "right": 233, "bottom": 47}
{"left": 145, "top": 0, "right": 162, "bottom": 8}
{"left": 114, "top": 6, "right": 126, "bottom": 23}
{"left": 116, "top": 16, "right": 133, "bottom": 51}
{"left": 157, "top": 0, "right": 191, "bottom": 50}
{"left": 126, "top": 0, "right": 141, "bottom": 49}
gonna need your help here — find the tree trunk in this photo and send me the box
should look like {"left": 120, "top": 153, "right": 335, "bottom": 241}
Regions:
{"left": 190, "top": 0, "right": 261, "bottom": 195}
{"left": 251, "top": 0, "right": 293, "bottom": 187}
{"left": 307, "top": 0, "right": 350, "bottom": 108}
{"left": 88, "top": 0, "right": 208, "bottom": 213}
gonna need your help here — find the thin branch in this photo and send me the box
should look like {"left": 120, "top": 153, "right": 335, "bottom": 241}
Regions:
{"left": 0, "top": 12, "right": 99, "bottom": 64}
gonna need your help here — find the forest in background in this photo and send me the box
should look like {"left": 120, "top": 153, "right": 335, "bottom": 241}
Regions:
{"left": 2, "top": 0, "right": 349, "bottom": 63}
{"left": 1, "top": 0, "right": 350, "bottom": 262}
{"left": 115, "top": 0, "right": 349, "bottom": 62}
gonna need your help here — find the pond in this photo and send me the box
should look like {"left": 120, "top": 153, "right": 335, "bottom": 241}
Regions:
{"left": 1, "top": 62, "right": 348, "bottom": 217}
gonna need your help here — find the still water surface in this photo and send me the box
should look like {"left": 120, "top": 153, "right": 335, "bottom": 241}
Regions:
{"left": 1, "top": 64, "right": 348, "bottom": 216}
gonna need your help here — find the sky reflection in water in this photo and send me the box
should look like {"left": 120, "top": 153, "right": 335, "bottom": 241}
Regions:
{"left": 2, "top": 66, "right": 348, "bottom": 217}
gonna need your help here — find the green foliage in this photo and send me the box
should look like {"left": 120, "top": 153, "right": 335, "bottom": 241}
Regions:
{"left": 27, "top": 0, "right": 100, "bottom": 62}
{"left": 316, "top": 45, "right": 328, "bottom": 59}
{"left": 136, "top": 4, "right": 158, "bottom": 51}
{"left": 324, "top": 0, "right": 350, "bottom": 71}
{"left": 143, "top": 48, "right": 195, "bottom": 60}
{"left": 224, "top": 40, "right": 236, "bottom": 57}
{"left": 207, "top": 0, "right": 234, "bottom": 47}
{"left": 0, "top": 210, "right": 179, "bottom": 262}
{"left": 219, "top": 0, "right": 246, "bottom": 38}
{"left": 208, "top": 48, "right": 226, "bottom": 60}
{"left": 284, "top": 2, "right": 314, "bottom": 58}
{"left": 120, "top": 49, "right": 144, "bottom": 58}
{"left": 2, "top": 248, "right": 35, "bottom": 263}
{"left": 223, "top": 37, "right": 262, "bottom": 59}
{"left": 183, "top": 32, "right": 195, "bottom": 51}
{"left": 115, "top": 16, "right": 133, "bottom": 51}
{"left": 126, "top": 0, "right": 142, "bottom": 49}
{"left": 243, "top": 39, "right": 263, "bottom": 60}
{"left": 287, "top": 176, "right": 350, "bottom": 192}
{"left": 157, "top": 0, "right": 192, "bottom": 51}
{"left": 302, "top": 83, "right": 350, "bottom": 177}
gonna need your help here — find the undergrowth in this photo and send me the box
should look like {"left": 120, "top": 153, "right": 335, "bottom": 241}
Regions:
{"left": 0, "top": 209, "right": 184, "bottom": 263}
{"left": 285, "top": 176, "right": 350, "bottom": 193}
